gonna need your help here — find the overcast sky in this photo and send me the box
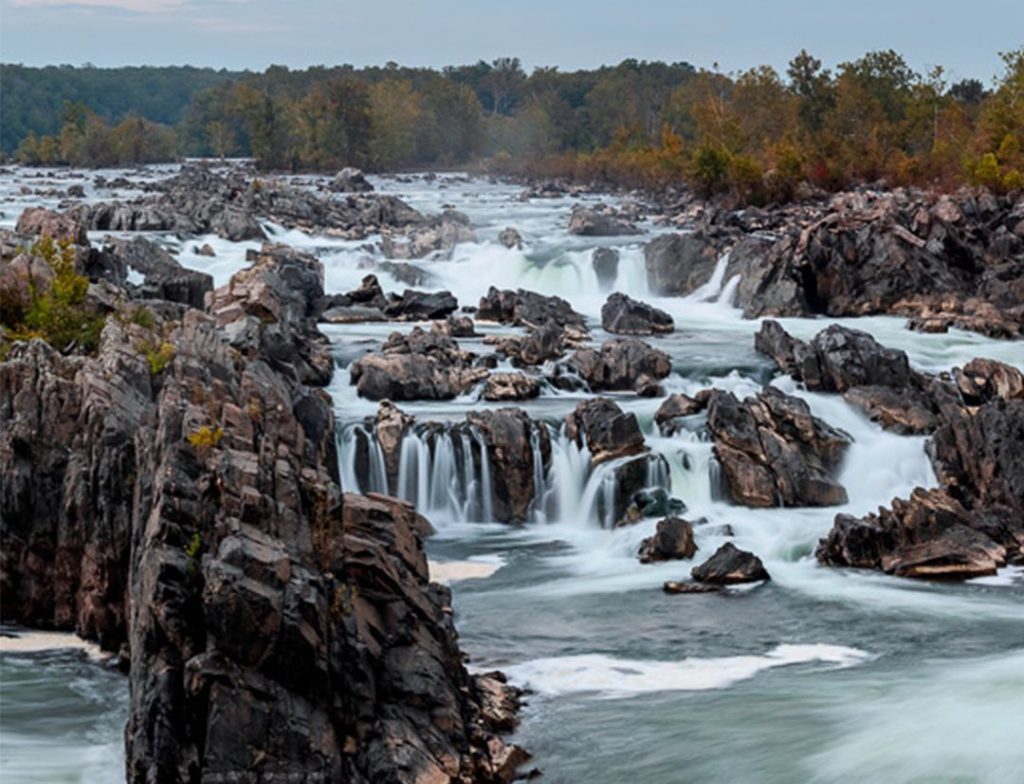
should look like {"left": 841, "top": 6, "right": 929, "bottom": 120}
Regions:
{"left": 1, "top": 0, "right": 1021, "bottom": 83}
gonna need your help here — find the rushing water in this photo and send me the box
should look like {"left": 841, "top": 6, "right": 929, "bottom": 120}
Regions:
{"left": 2, "top": 165, "right": 1023, "bottom": 784}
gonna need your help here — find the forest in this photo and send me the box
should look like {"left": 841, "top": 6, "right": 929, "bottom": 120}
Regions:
{"left": 3, "top": 50, "right": 1022, "bottom": 202}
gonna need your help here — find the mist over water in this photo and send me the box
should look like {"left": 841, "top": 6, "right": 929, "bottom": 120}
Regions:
{"left": 2, "top": 166, "right": 1022, "bottom": 784}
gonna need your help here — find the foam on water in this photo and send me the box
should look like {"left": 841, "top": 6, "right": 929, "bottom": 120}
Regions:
{"left": 505, "top": 643, "right": 872, "bottom": 698}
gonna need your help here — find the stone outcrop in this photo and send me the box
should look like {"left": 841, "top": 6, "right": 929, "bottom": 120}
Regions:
{"left": 498, "top": 227, "right": 524, "bottom": 250}
{"left": 591, "top": 247, "right": 619, "bottom": 291}
{"left": 655, "top": 392, "right": 709, "bottom": 435}
{"left": 691, "top": 543, "right": 770, "bottom": 585}
{"left": 601, "top": 292, "right": 674, "bottom": 336}
{"left": 483, "top": 372, "right": 541, "bottom": 402}
{"left": 818, "top": 397, "right": 1024, "bottom": 578}
{"left": 568, "top": 338, "right": 671, "bottom": 393}
{"left": 380, "top": 210, "right": 476, "bottom": 259}
{"left": 564, "top": 398, "right": 646, "bottom": 465}
{"left": 350, "top": 324, "right": 489, "bottom": 401}
{"left": 755, "top": 320, "right": 960, "bottom": 435}
{"left": 707, "top": 387, "right": 851, "bottom": 507}
{"left": 477, "top": 286, "right": 587, "bottom": 331}
{"left": 330, "top": 167, "right": 373, "bottom": 193}
{"left": 644, "top": 231, "right": 735, "bottom": 296}
{"left": 1, "top": 217, "right": 527, "bottom": 783}
{"left": 638, "top": 517, "right": 697, "bottom": 564}
{"left": 733, "top": 189, "right": 1024, "bottom": 337}
{"left": 467, "top": 408, "right": 551, "bottom": 524}
{"left": 568, "top": 204, "right": 640, "bottom": 236}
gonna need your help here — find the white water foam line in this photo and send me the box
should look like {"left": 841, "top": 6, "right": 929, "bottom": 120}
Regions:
{"left": 0, "top": 630, "right": 109, "bottom": 661}
{"left": 505, "top": 643, "right": 872, "bottom": 698}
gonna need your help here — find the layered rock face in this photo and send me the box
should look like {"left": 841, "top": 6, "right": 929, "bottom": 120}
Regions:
{"left": 1, "top": 222, "right": 525, "bottom": 783}
{"left": 706, "top": 387, "right": 851, "bottom": 508}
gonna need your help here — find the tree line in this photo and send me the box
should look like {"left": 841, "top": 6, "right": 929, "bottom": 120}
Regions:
{"left": 5, "top": 50, "right": 1023, "bottom": 201}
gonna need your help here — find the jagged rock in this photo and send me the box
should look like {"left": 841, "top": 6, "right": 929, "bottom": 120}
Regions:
{"left": 483, "top": 373, "right": 541, "bottom": 402}
{"left": 346, "top": 274, "right": 388, "bottom": 309}
{"left": 644, "top": 231, "right": 735, "bottom": 296}
{"left": 707, "top": 387, "right": 851, "bottom": 508}
{"left": 655, "top": 392, "right": 708, "bottom": 435}
{"left": 601, "top": 292, "right": 674, "bottom": 336}
{"left": 498, "top": 227, "right": 524, "bottom": 250}
{"left": 330, "top": 167, "right": 373, "bottom": 193}
{"left": 374, "top": 401, "right": 414, "bottom": 494}
{"left": 15, "top": 206, "right": 89, "bottom": 245}
{"left": 591, "top": 247, "right": 619, "bottom": 291}
{"left": 568, "top": 338, "right": 671, "bottom": 393}
{"left": 755, "top": 320, "right": 957, "bottom": 435}
{"left": 615, "top": 487, "right": 686, "bottom": 528}
{"left": 663, "top": 581, "right": 722, "bottom": 594}
{"left": 691, "top": 543, "right": 770, "bottom": 584}
{"left": 2, "top": 238, "right": 526, "bottom": 783}
{"left": 350, "top": 324, "right": 488, "bottom": 401}
{"left": 383, "top": 289, "right": 459, "bottom": 321}
{"left": 565, "top": 398, "right": 646, "bottom": 465}
{"left": 568, "top": 204, "right": 639, "bottom": 236}
{"left": 519, "top": 319, "right": 569, "bottom": 365}
{"left": 444, "top": 315, "right": 477, "bottom": 338}
{"left": 381, "top": 210, "right": 476, "bottom": 259}
{"left": 954, "top": 358, "right": 1024, "bottom": 404}
{"left": 377, "top": 261, "right": 441, "bottom": 289}
{"left": 638, "top": 517, "right": 697, "bottom": 563}
{"left": 477, "top": 286, "right": 587, "bottom": 330}
{"left": 320, "top": 305, "right": 388, "bottom": 324}
{"left": 467, "top": 408, "right": 550, "bottom": 524}
{"left": 104, "top": 236, "right": 214, "bottom": 310}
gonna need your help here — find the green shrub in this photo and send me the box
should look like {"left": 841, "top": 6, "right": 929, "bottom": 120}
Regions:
{"left": 1, "top": 235, "right": 105, "bottom": 356}
{"left": 186, "top": 426, "right": 223, "bottom": 450}
{"left": 141, "top": 340, "right": 175, "bottom": 374}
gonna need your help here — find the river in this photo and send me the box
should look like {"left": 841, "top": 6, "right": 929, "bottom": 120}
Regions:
{"left": 1, "top": 166, "right": 1022, "bottom": 784}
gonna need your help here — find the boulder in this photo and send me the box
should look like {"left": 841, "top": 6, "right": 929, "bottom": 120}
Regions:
{"left": 707, "top": 387, "right": 851, "bottom": 508}
{"left": 467, "top": 408, "right": 550, "bottom": 524}
{"left": 15, "top": 206, "right": 89, "bottom": 246}
{"left": 644, "top": 231, "right": 734, "bottom": 296}
{"left": 330, "top": 167, "right": 374, "bottom": 193}
{"left": 498, "top": 227, "right": 524, "bottom": 250}
{"left": 104, "top": 237, "right": 214, "bottom": 310}
{"left": 565, "top": 398, "right": 646, "bottom": 465}
{"left": 568, "top": 338, "right": 671, "bottom": 393}
{"left": 383, "top": 289, "right": 459, "bottom": 321}
{"left": 601, "top": 292, "right": 674, "bottom": 336}
{"left": 568, "top": 204, "right": 640, "bottom": 236}
{"left": 477, "top": 286, "right": 587, "bottom": 330}
{"left": 350, "top": 325, "right": 488, "bottom": 401}
{"left": 691, "top": 543, "right": 770, "bottom": 584}
{"left": 483, "top": 372, "right": 541, "bottom": 402}
{"left": 954, "top": 358, "right": 1024, "bottom": 404}
{"left": 374, "top": 401, "right": 414, "bottom": 494}
{"left": 638, "top": 517, "right": 697, "bottom": 563}
{"left": 591, "top": 247, "right": 619, "bottom": 291}
{"left": 655, "top": 392, "right": 708, "bottom": 435}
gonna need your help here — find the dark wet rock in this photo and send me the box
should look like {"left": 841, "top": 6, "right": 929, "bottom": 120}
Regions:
{"left": 15, "top": 206, "right": 89, "bottom": 245}
{"left": 467, "top": 408, "right": 550, "bottom": 524}
{"left": 755, "top": 320, "right": 965, "bottom": 435}
{"left": 954, "top": 358, "right": 1024, "bottom": 405}
{"left": 103, "top": 237, "right": 214, "bottom": 310}
{"left": 443, "top": 314, "right": 477, "bottom": 338}
{"left": 591, "top": 247, "right": 620, "bottom": 291}
{"left": 655, "top": 392, "right": 709, "bottom": 435}
{"left": 329, "top": 167, "right": 373, "bottom": 193}
{"left": 1, "top": 233, "right": 526, "bottom": 783}
{"left": 478, "top": 286, "right": 587, "bottom": 331}
{"left": 568, "top": 338, "right": 671, "bottom": 393}
{"left": 602, "top": 453, "right": 669, "bottom": 528}
{"left": 320, "top": 305, "right": 388, "bottom": 324}
{"left": 498, "top": 227, "right": 524, "bottom": 250}
{"left": 707, "top": 387, "right": 851, "bottom": 508}
{"left": 663, "top": 580, "right": 723, "bottom": 594}
{"left": 194, "top": 243, "right": 216, "bottom": 257}
{"left": 601, "top": 292, "right": 674, "bottom": 336}
{"left": 67, "top": 184, "right": 86, "bottom": 198}
{"left": 377, "top": 260, "right": 441, "bottom": 289}
{"left": 484, "top": 372, "right": 541, "bottom": 402}
{"left": 565, "top": 398, "right": 646, "bottom": 465}
{"left": 732, "top": 189, "right": 1024, "bottom": 337}
{"left": 691, "top": 543, "right": 770, "bottom": 584}
{"left": 638, "top": 517, "right": 697, "bottom": 564}
{"left": 819, "top": 397, "right": 1024, "bottom": 578}
{"left": 620, "top": 487, "right": 687, "bottom": 524}
{"left": 383, "top": 289, "right": 459, "bottom": 321}
{"left": 374, "top": 401, "right": 414, "bottom": 494}
{"left": 350, "top": 324, "right": 489, "bottom": 401}
{"left": 381, "top": 209, "right": 476, "bottom": 259}
{"left": 644, "top": 231, "right": 734, "bottom": 296}
{"left": 568, "top": 204, "right": 640, "bottom": 236}
{"left": 345, "top": 274, "right": 388, "bottom": 309}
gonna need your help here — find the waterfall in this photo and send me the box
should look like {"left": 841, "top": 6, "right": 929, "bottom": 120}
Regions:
{"left": 688, "top": 251, "right": 731, "bottom": 303}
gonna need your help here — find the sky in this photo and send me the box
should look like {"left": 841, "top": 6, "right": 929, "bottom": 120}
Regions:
{"left": 1, "top": 0, "right": 1021, "bottom": 83}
